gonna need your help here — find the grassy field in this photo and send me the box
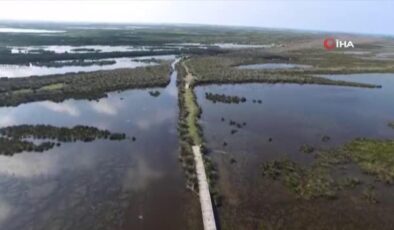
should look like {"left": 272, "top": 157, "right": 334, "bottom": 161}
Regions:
{"left": 39, "top": 83, "right": 65, "bottom": 90}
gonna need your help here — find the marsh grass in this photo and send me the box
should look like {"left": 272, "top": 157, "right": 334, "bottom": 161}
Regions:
{"left": 262, "top": 138, "right": 394, "bottom": 201}
{"left": 344, "top": 138, "right": 394, "bottom": 184}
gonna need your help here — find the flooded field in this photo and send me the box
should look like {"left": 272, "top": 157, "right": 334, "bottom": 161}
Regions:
{"left": 0, "top": 55, "right": 175, "bottom": 78}
{"left": 1, "top": 21, "right": 393, "bottom": 230}
{"left": 0, "top": 60, "right": 201, "bottom": 230}
{"left": 195, "top": 74, "right": 394, "bottom": 229}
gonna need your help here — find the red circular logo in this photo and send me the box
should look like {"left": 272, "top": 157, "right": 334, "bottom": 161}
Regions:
{"left": 324, "top": 38, "right": 336, "bottom": 50}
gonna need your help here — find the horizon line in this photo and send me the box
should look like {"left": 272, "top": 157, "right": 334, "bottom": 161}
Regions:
{"left": 0, "top": 19, "right": 393, "bottom": 37}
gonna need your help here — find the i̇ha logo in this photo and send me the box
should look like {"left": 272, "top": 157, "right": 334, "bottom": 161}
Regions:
{"left": 324, "top": 38, "right": 354, "bottom": 50}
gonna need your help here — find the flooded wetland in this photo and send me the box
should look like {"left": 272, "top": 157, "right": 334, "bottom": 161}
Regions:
{"left": 0, "top": 21, "right": 394, "bottom": 230}
{"left": 195, "top": 74, "right": 394, "bottom": 229}
{"left": 0, "top": 60, "right": 201, "bottom": 230}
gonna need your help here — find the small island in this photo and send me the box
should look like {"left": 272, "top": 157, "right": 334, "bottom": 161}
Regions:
{"left": 205, "top": 92, "right": 246, "bottom": 104}
{"left": 0, "top": 124, "right": 127, "bottom": 155}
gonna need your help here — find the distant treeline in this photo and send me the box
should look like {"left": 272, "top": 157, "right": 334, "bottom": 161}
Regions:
{"left": 32, "top": 59, "right": 116, "bottom": 67}
{"left": 187, "top": 55, "right": 383, "bottom": 88}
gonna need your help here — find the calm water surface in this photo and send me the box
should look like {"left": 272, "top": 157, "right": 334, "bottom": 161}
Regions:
{"left": 0, "top": 59, "right": 200, "bottom": 230}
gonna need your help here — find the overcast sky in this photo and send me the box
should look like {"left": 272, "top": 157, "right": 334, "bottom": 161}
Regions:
{"left": 0, "top": 1, "right": 393, "bottom": 35}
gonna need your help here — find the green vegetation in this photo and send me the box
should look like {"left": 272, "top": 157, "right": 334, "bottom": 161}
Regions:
{"left": 263, "top": 138, "right": 394, "bottom": 201}
{"left": 321, "top": 135, "right": 331, "bottom": 142}
{"left": 262, "top": 159, "right": 337, "bottom": 200}
{"left": 71, "top": 48, "right": 98, "bottom": 52}
{"left": 184, "top": 87, "right": 203, "bottom": 145}
{"left": 205, "top": 92, "right": 246, "bottom": 104}
{"left": 39, "top": 83, "right": 65, "bottom": 91}
{"left": 344, "top": 138, "right": 394, "bottom": 184}
{"left": 32, "top": 59, "right": 116, "bottom": 67}
{"left": 0, "top": 137, "right": 56, "bottom": 155}
{"left": 286, "top": 48, "right": 394, "bottom": 74}
{"left": 0, "top": 124, "right": 126, "bottom": 155}
{"left": 177, "top": 61, "right": 199, "bottom": 192}
{"left": 362, "top": 185, "right": 378, "bottom": 204}
{"left": 148, "top": 90, "right": 161, "bottom": 97}
{"left": 299, "top": 144, "right": 315, "bottom": 154}
{"left": 0, "top": 22, "right": 320, "bottom": 47}
{"left": 0, "top": 48, "right": 223, "bottom": 65}
{"left": 178, "top": 60, "right": 221, "bottom": 204}
{"left": 228, "top": 119, "right": 246, "bottom": 129}
{"left": 0, "top": 63, "right": 171, "bottom": 106}
{"left": 388, "top": 121, "right": 394, "bottom": 129}
{"left": 136, "top": 58, "right": 161, "bottom": 63}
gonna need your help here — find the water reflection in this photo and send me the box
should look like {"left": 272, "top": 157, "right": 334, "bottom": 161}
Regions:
{"left": 122, "top": 156, "right": 162, "bottom": 192}
{"left": 38, "top": 101, "right": 80, "bottom": 117}
{"left": 0, "top": 115, "right": 15, "bottom": 127}
{"left": 0, "top": 197, "right": 12, "bottom": 225}
{"left": 90, "top": 99, "right": 123, "bottom": 116}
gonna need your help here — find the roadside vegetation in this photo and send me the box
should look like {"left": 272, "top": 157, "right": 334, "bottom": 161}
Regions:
{"left": 176, "top": 61, "right": 199, "bottom": 192}
{"left": 0, "top": 124, "right": 126, "bottom": 155}
{"left": 177, "top": 60, "right": 220, "bottom": 204}
{"left": 0, "top": 63, "right": 171, "bottom": 106}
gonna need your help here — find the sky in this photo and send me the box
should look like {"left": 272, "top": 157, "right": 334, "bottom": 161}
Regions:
{"left": 0, "top": 1, "right": 393, "bottom": 35}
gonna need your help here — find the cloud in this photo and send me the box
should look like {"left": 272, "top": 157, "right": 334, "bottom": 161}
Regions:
{"left": 38, "top": 101, "right": 80, "bottom": 117}
{"left": 0, "top": 115, "right": 15, "bottom": 127}
{"left": 0, "top": 197, "right": 12, "bottom": 226}
{"left": 0, "top": 154, "right": 57, "bottom": 178}
{"left": 122, "top": 156, "right": 162, "bottom": 192}
{"left": 135, "top": 108, "right": 174, "bottom": 130}
{"left": 90, "top": 99, "right": 121, "bottom": 116}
